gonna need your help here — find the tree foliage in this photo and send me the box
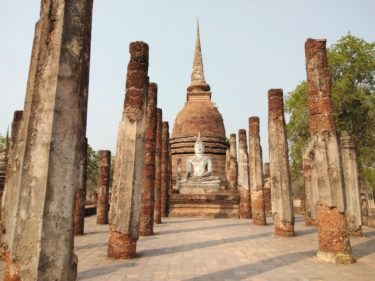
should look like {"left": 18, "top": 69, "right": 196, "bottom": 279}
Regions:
{"left": 0, "top": 134, "right": 6, "bottom": 152}
{"left": 86, "top": 144, "right": 99, "bottom": 197}
{"left": 286, "top": 34, "right": 375, "bottom": 192}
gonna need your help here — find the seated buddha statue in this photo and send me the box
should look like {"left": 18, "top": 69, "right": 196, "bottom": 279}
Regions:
{"left": 180, "top": 133, "right": 220, "bottom": 184}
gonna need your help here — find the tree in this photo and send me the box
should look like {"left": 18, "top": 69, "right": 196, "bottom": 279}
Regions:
{"left": 0, "top": 134, "right": 6, "bottom": 152}
{"left": 86, "top": 144, "right": 99, "bottom": 197}
{"left": 286, "top": 33, "right": 375, "bottom": 193}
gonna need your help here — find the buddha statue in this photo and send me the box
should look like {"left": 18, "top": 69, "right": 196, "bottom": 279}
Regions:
{"left": 180, "top": 133, "right": 220, "bottom": 188}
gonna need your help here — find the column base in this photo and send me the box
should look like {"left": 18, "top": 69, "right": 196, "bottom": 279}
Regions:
{"left": 317, "top": 204, "right": 353, "bottom": 260}
{"left": 252, "top": 211, "right": 267, "bottom": 225}
{"left": 107, "top": 227, "right": 137, "bottom": 259}
{"left": 139, "top": 230, "right": 153, "bottom": 236}
{"left": 239, "top": 189, "right": 251, "bottom": 219}
{"left": 304, "top": 216, "right": 317, "bottom": 226}
{"left": 154, "top": 202, "right": 161, "bottom": 224}
{"left": 251, "top": 190, "right": 266, "bottom": 225}
{"left": 96, "top": 195, "right": 109, "bottom": 225}
{"left": 273, "top": 213, "right": 295, "bottom": 237}
{"left": 349, "top": 226, "right": 363, "bottom": 237}
{"left": 275, "top": 222, "right": 295, "bottom": 237}
{"left": 4, "top": 251, "right": 20, "bottom": 281}
{"left": 317, "top": 250, "right": 355, "bottom": 264}
{"left": 239, "top": 206, "right": 251, "bottom": 219}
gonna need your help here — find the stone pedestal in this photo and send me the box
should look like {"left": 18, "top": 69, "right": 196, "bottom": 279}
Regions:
{"left": 179, "top": 181, "right": 221, "bottom": 194}
{"left": 97, "top": 150, "right": 111, "bottom": 225}
{"left": 139, "top": 83, "right": 158, "bottom": 236}
{"left": 169, "top": 191, "right": 240, "bottom": 218}
{"left": 305, "top": 38, "right": 354, "bottom": 264}
{"left": 1, "top": 1, "right": 93, "bottom": 279}
{"left": 268, "top": 89, "right": 295, "bottom": 237}
{"left": 249, "top": 117, "right": 266, "bottom": 225}
{"left": 108, "top": 42, "right": 149, "bottom": 259}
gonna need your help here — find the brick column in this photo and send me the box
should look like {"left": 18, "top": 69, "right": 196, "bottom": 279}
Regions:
{"left": 340, "top": 131, "right": 363, "bottom": 237}
{"left": 161, "top": 121, "right": 170, "bottom": 217}
{"left": 139, "top": 83, "right": 158, "bottom": 236}
{"left": 108, "top": 41, "right": 149, "bottom": 259}
{"left": 305, "top": 38, "right": 353, "bottom": 264}
{"left": 225, "top": 146, "right": 230, "bottom": 186}
{"left": 268, "top": 89, "right": 295, "bottom": 237}
{"left": 249, "top": 117, "right": 266, "bottom": 225}
{"left": 0, "top": 111, "right": 23, "bottom": 250}
{"left": 302, "top": 147, "right": 318, "bottom": 226}
{"left": 2, "top": 1, "right": 93, "bottom": 279}
{"left": 237, "top": 129, "right": 251, "bottom": 218}
{"left": 228, "top": 133, "right": 238, "bottom": 190}
{"left": 154, "top": 109, "right": 162, "bottom": 224}
{"left": 74, "top": 138, "right": 88, "bottom": 235}
{"left": 97, "top": 150, "right": 111, "bottom": 225}
{"left": 263, "top": 162, "right": 272, "bottom": 215}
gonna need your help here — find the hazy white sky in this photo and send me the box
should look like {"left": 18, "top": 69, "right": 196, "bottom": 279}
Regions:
{"left": 1, "top": 0, "right": 374, "bottom": 160}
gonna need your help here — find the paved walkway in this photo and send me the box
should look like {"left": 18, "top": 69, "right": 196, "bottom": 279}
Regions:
{"left": 1, "top": 215, "right": 375, "bottom": 280}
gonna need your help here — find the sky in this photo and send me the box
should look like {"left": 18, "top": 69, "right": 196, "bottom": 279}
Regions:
{"left": 1, "top": 0, "right": 375, "bottom": 160}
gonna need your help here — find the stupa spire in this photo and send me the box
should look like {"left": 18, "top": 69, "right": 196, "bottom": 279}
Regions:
{"left": 190, "top": 19, "right": 207, "bottom": 86}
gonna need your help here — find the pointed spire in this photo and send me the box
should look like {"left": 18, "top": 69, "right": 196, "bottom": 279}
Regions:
{"left": 187, "top": 19, "right": 211, "bottom": 99}
{"left": 190, "top": 18, "right": 206, "bottom": 86}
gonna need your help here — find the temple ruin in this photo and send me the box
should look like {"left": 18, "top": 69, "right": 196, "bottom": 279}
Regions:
{"left": 268, "top": 89, "right": 295, "bottom": 237}
{"left": 0, "top": 3, "right": 372, "bottom": 279}
{"left": 238, "top": 129, "right": 251, "bottom": 219}
{"left": 1, "top": 0, "right": 93, "bottom": 279}
{"left": 304, "top": 38, "right": 354, "bottom": 264}
{"left": 108, "top": 41, "right": 149, "bottom": 259}
{"left": 139, "top": 83, "right": 158, "bottom": 236}
{"left": 249, "top": 117, "right": 266, "bottom": 225}
{"left": 97, "top": 150, "right": 111, "bottom": 225}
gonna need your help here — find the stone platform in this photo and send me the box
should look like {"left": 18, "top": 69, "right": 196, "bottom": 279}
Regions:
{"left": 169, "top": 191, "right": 240, "bottom": 218}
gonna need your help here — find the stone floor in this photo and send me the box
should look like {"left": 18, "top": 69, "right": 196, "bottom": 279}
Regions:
{"left": 1, "top": 215, "right": 375, "bottom": 281}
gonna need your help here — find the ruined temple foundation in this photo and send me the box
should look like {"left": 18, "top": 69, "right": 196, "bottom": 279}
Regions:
{"left": 108, "top": 42, "right": 149, "bottom": 259}
{"left": 1, "top": 1, "right": 93, "bottom": 279}
{"left": 249, "top": 117, "right": 266, "bottom": 225}
{"left": 139, "top": 83, "right": 158, "bottom": 236}
{"left": 237, "top": 129, "right": 251, "bottom": 219}
{"left": 268, "top": 89, "right": 295, "bottom": 237}
{"left": 97, "top": 150, "right": 111, "bottom": 225}
{"left": 305, "top": 38, "right": 354, "bottom": 264}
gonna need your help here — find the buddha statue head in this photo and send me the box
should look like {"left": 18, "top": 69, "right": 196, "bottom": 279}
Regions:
{"left": 194, "top": 132, "right": 204, "bottom": 156}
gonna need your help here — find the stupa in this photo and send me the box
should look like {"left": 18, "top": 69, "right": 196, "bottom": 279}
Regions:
{"left": 169, "top": 21, "right": 239, "bottom": 218}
